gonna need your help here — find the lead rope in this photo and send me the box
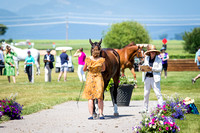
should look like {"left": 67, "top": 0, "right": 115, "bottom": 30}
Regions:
{"left": 76, "top": 71, "right": 88, "bottom": 109}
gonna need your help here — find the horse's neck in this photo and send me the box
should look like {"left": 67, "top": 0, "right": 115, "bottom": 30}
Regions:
{"left": 10, "top": 46, "right": 23, "bottom": 53}
{"left": 127, "top": 46, "right": 137, "bottom": 60}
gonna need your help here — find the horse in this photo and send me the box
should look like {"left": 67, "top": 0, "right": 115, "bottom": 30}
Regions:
{"left": 89, "top": 39, "right": 121, "bottom": 116}
{"left": 114, "top": 42, "right": 144, "bottom": 87}
{"left": 2, "top": 43, "right": 40, "bottom": 75}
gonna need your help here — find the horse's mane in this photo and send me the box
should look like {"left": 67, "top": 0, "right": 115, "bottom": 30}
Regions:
{"left": 122, "top": 42, "right": 137, "bottom": 48}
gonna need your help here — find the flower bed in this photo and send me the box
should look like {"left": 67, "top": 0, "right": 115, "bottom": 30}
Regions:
{"left": 133, "top": 95, "right": 191, "bottom": 133}
{"left": 0, "top": 94, "right": 23, "bottom": 120}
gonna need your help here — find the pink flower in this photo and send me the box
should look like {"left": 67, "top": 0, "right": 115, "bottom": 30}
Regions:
{"left": 152, "top": 118, "right": 155, "bottom": 122}
{"left": 166, "top": 127, "right": 169, "bottom": 131}
{"left": 159, "top": 128, "right": 161, "bottom": 131}
{"left": 161, "top": 115, "right": 165, "bottom": 118}
{"left": 163, "top": 105, "right": 166, "bottom": 108}
{"left": 118, "top": 80, "right": 120, "bottom": 83}
{"left": 170, "top": 124, "right": 174, "bottom": 127}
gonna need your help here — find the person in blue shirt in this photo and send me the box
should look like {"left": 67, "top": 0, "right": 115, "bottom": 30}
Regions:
{"left": 24, "top": 51, "right": 35, "bottom": 82}
{"left": 58, "top": 49, "right": 69, "bottom": 82}
{"left": 192, "top": 47, "right": 200, "bottom": 84}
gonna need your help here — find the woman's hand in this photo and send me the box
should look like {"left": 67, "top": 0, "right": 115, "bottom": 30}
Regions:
{"left": 101, "top": 62, "right": 106, "bottom": 72}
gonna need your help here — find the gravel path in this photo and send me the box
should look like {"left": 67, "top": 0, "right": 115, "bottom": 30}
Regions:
{"left": 0, "top": 100, "right": 158, "bottom": 133}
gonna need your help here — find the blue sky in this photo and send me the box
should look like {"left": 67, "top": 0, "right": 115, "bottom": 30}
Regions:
{"left": 1, "top": 0, "right": 200, "bottom": 16}
{"left": 0, "top": 0, "right": 200, "bottom": 40}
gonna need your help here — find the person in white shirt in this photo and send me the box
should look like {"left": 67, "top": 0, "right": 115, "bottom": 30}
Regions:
{"left": 140, "top": 45, "right": 164, "bottom": 113}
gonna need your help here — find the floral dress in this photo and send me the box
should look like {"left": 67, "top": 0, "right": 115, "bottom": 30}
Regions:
{"left": 4, "top": 52, "right": 17, "bottom": 76}
{"left": 82, "top": 57, "right": 105, "bottom": 100}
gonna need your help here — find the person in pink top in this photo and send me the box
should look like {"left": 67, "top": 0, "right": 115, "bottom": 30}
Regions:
{"left": 74, "top": 48, "right": 86, "bottom": 82}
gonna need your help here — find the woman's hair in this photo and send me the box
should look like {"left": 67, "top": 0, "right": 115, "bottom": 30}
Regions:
{"left": 6, "top": 45, "right": 11, "bottom": 54}
{"left": 61, "top": 49, "right": 66, "bottom": 53}
{"left": 79, "top": 48, "right": 83, "bottom": 52}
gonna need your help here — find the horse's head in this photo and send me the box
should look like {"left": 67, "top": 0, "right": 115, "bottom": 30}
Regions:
{"left": 136, "top": 46, "right": 144, "bottom": 63}
{"left": 89, "top": 38, "right": 102, "bottom": 57}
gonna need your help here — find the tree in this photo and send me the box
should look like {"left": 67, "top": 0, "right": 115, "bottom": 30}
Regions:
{"left": 159, "top": 34, "right": 168, "bottom": 40}
{"left": 182, "top": 27, "right": 200, "bottom": 53}
{"left": 103, "top": 21, "right": 150, "bottom": 49}
{"left": 0, "top": 24, "right": 8, "bottom": 35}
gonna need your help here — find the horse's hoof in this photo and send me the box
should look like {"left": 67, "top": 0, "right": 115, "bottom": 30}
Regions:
{"left": 114, "top": 113, "right": 119, "bottom": 116}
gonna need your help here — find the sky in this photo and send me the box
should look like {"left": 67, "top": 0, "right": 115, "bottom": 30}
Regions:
{"left": 0, "top": 0, "right": 200, "bottom": 40}
{"left": 1, "top": 0, "right": 200, "bottom": 16}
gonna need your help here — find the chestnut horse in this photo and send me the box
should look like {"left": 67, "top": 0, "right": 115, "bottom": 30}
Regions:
{"left": 115, "top": 42, "right": 144, "bottom": 86}
{"left": 89, "top": 39, "right": 120, "bottom": 116}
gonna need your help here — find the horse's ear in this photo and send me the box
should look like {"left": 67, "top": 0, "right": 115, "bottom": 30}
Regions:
{"left": 140, "top": 46, "right": 144, "bottom": 49}
{"left": 99, "top": 38, "right": 102, "bottom": 45}
{"left": 89, "top": 39, "right": 93, "bottom": 45}
{"left": 138, "top": 45, "right": 140, "bottom": 49}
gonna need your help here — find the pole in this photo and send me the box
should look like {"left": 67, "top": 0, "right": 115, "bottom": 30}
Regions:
{"left": 66, "top": 17, "right": 68, "bottom": 45}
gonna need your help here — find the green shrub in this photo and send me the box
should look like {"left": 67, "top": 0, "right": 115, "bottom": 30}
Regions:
{"left": 103, "top": 21, "right": 150, "bottom": 49}
{"left": 182, "top": 27, "right": 200, "bottom": 54}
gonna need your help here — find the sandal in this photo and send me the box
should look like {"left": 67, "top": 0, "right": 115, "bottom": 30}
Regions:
{"left": 99, "top": 115, "right": 105, "bottom": 119}
{"left": 88, "top": 116, "right": 93, "bottom": 120}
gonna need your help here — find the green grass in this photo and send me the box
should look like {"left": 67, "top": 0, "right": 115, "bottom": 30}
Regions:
{"left": 12, "top": 39, "right": 185, "bottom": 54}
{"left": 0, "top": 40, "right": 200, "bottom": 132}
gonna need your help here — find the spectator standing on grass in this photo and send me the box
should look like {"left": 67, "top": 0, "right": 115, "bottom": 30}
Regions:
{"left": 58, "top": 49, "right": 69, "bottom": 82}
{"left": 192, "top": 47, "right": 200, "bottom": 84}
{"left": 82, "top": 46, "right": 106, "bottom": 120}
{"left": 140, "top": 45, "right": 164, "bottom": 113}
{"left": 74, "top": 48, "right": 86, "bottom": 82}
{"left": 24, "top": 51, "right": 35, "bottom": 82}
{"left": 159, "top": 47, "right": 169, "bottom": 79}
{"left": 4, "top": 45, "right": 17, "bottom": 83}
{"left": 44, "top": 49, "right": 54, "bottom": 82}
{"left": 0, "top": 46, "right": 4, "bottom": 75}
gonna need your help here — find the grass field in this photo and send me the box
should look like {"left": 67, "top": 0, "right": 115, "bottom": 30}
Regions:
{"left": 13, "top": 39, "right": 188, "bottom": 55}
{"left": 0, "top": 40, "right": 200, "bottom": 132}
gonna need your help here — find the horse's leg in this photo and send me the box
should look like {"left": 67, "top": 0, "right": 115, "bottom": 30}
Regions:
{"left": 35, "top": 60, "right": 40, "bottom": 75}
{"left": 130, "top": 67, "right": 137, "bottom": 88}
{"left": 93, "top": 99, "right": 98, "bottom": 118}
{"left": 121, "top": 67, "right": 125, "bottom": 77}
{"left": 112, "top": 71, "right": 120, "bottom": 116}
{"left": 15, "top": 60, "right": 19, "bottom": 76}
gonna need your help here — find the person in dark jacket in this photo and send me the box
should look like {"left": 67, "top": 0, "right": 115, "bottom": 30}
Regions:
{"left": 44, "top": 49, "right": 54, "bottom": 82}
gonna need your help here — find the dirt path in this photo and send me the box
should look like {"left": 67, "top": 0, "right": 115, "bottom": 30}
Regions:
{"left": 0, "top": 100, "right": 158, "bottom": 133}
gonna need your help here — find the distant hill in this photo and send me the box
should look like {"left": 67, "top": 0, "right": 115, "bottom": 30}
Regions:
{"left": 0, "top": 9, "right": 17, "bottom": 17}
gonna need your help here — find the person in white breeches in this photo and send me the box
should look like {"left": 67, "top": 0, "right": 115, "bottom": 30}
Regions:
{"left": 141, "top": 45, "right": 164, "bottom": 112}
{"left": 74, "top": 48, "right": 86, "bottom": 82}
{"left": 44, "top": 49, "right": 54, "bottom": 82}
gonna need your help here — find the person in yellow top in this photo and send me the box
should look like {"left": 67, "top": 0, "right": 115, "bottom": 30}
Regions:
{"left": 82, "top": 46, "right": 105, "bottom": 120}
